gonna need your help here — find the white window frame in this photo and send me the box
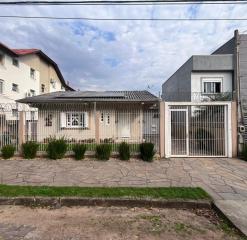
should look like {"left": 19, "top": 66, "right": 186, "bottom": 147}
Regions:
{"left": 12, "top": 83, "right": 19, "bottom": 92}
{"left": 100, "top": 112, "right": 110, "bottom": 125}
{"left": 0, "top": 80, "right": 3, "bottom": 94}
{"left": 0, "top": 52, "right": 5, "bottom": 65}
{"left": 12, "top": 58, "right": 19, "bottom": 67}
{"left": 30, "top": 68, "right": 35, "bottom": 79}
{"left": 41, "top": 84, "right": 45, "bottom": 93}
{"left": 65, "top": 112, "right": 88, "bottom": 129}
{"left": 201, "top": 77, "right": 223, "bottom": 94}
{"left": 30, "top": 89, "right": 36, "bottom": 96}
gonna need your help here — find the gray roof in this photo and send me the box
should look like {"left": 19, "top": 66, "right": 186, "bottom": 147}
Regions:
{"left": 17, "top": 91, "right": 159, "bottom": 104}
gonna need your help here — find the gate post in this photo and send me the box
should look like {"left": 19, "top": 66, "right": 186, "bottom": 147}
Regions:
{"left": 231, "top": 101, "right": 237, "bottom": 157}
{"left": 18, "top": 111, "right": 25, "bottom": 153}
{"left": 159, "top": 101, "right": 165, "bottom": 158}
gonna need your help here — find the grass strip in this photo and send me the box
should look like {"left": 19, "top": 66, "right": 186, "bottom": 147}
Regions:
{"left": 0, "top": 185, "right": 211, "bottom": 200}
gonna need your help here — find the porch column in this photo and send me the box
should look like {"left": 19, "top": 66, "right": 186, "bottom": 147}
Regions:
{"left": 159, "top": 101, "right": 165, "bottom": 158}
{"left": 18, "top": 111, "right": 25, "bottom": 153}
{"left": 94, "top": 102, "right": 100, "bottom": 144}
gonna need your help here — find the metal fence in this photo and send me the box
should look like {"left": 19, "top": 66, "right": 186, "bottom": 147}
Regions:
{"left": 166, "top": 103, "right": 229, "bottom": 157}
{"left": 162, "top": 92, "right": 234, "bottom": 102}
{"left": 0, "top": 102, "right": 160, "bottom": 155}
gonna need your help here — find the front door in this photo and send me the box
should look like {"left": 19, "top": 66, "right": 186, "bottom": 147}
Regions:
{"left": 118, "top": 113, "right": 131, "bottom": 138}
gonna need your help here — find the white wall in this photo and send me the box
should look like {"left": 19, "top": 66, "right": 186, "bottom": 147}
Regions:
{"left": 191, "top": 72, "right": 232, "bottom": 93}
{"left": 0, "top": 53, "right": 40, "bottom": 120}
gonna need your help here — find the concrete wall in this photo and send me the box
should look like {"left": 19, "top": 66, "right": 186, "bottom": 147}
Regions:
{"left": 239, "top": 35, "right": 247, "bottom": 111}
{"left": 162, "top": 57, "right": 193, "bottom": 101}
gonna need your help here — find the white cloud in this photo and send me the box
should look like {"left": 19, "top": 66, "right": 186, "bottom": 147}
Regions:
{"left": 1, "top": 2, "right": 247, "bottom": 95}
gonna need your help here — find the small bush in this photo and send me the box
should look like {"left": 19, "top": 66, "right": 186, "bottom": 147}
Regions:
{"left": 46, "top": 137, "right": 67, "bottom": 160}
{"left": 72, "top": 144, "right": 87, "bottom": 160}
{"left": 242, "top": 144, "right": 247, "bottom": 161}
{"left": 140, "top": 142, "right": 155, "bottom": 162}
{"left": 119, "top": 142, "right": 130, "bottom": 160}
{"left": 22, "top": 141, "right": 39, "bottom": 159}
{"left": 1, "top": 145, "right": 15, "bottom": 159}
{"left": 96, "top": 144, "right": 112, "bottom": 160}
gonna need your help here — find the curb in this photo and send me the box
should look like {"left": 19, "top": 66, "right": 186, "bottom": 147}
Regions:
{"left": 0, "top": 197, "right": 212, "bottom": 209}
{"left": 212, "top": 202, "right": 246, "bottom": 237}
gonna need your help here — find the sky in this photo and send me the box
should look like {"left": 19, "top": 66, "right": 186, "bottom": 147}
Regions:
{"left": 1, "top": 1, "right": 247, "bottom": 96}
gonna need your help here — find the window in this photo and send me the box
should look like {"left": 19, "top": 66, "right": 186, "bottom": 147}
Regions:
{"left": 202, "top": 79, "right": 222, "bottom": 94}
{"left": 100, "top": 112, "right": 104, "bottom": 122}
{"left": 64, "top": 112, "right": 88, "bottom": 128}
{"left": 107, "top": 113, "right": 110, "bottom": 124}
{"left": 30, "top": 68, "right": 35, "bottom": 79}
{"left": 12, "top": 58, "right": 19, "bottom": 67}
{"left": 12, "top": 83, "right": 18, "bottom": 92}
{"left": 100, "top": 112, "right": 110, "bottom": 124}
{"left": 50, "top": 79, "right": 56, "bottom": 89}
{"left": 30, "top": 89, "right": 36, "bottom": 96}
{"left": 12, "top": 109, "right": 18, "bottom": 117}
{"left": 0, "top": 80, "right": 3, "bottom": 94}
{"left": 0, "top": 53, "right": 4, "bottom": 65}
{"left": 45, "top": 113, "right": 52, "bottom": 126}
{"left": 41, "top": 84, "right": 45, "bottom": 93}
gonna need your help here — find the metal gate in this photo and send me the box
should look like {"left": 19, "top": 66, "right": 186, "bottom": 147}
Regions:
{"left": 165, "top": 103, "right": 231, "bottom": 157}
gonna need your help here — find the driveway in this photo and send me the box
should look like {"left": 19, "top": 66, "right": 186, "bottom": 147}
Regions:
{"left": 0, "top": 157, "right": 246, "bottom": 235}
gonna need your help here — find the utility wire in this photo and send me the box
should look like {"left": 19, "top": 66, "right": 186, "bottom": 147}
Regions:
{"left": 1, "top": 15, "right": 247, "bottom": 20}
{"left": 0, "top": 0, "right": 247, "bottom": 5}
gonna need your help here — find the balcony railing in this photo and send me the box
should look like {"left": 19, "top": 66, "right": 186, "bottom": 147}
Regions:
{"left": 162, "top": 92, "right": 234, "bottom": 102}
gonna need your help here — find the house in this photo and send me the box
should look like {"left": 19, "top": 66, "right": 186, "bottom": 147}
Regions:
{"left": 17, "top": 91, "right": 160, "bottom": 150}
{"left": 162, "top": 30, "right": 246, "bottom": 153}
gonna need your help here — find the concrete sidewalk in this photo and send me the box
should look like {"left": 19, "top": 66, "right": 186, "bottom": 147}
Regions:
{"left": 0, "top": 157, "right": 246, "bottom": 235}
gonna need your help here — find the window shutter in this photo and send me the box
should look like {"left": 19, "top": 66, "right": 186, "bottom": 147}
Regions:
{"left": 84, "top": 112, "right": 89, "bottom": 128}
{"left": 60, "top": 112, "right": 66, "bottom": 128}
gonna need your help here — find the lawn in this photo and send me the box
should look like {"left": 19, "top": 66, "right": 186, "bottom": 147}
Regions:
{"left": 0, "top": 185, "right": 210, "bottom": 199}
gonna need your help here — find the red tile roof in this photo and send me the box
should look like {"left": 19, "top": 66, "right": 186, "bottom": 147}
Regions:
{"left": 0, "top": 42, "right": 74, "bottom": 91}
{"left": 12, "top": 49, "right": 39, "bottom": 55}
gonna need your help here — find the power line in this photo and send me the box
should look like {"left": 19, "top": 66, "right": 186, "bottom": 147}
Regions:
{"left": 0, "top": 0, "right": 247, "bottom": 5}
{"left": 1, "top": 15, "right": 247, "bottom": 20}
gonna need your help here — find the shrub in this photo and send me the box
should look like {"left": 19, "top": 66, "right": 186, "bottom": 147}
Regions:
{"left": 1, "top": 145, "right": 15, "bottom": 159}
{"left": 242, "top": 144, "right": 247, "bottom": 161}
{"left": 96, "top": 144, "right": 112, "bottom": 160}
{"left": 140, "top": 142, "right": 155, "bottom": 162}
{"left": 46, "top": 137, "right": 67, "bottom": 160}
{"left": 118, "top": 142, "right": 130, "bottom": 160}
{"left": 22, "top": 141, "right": 39, "bottom": 159}
{"left": 72, "top": 144, "right": 87, "bottom": 160}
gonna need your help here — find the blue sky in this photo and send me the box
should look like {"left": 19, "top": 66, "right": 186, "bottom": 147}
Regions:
{"left": 1, "top": 1, "right": 247, "bottom": 95}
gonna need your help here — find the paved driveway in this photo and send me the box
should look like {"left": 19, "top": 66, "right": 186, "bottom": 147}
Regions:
{"left": 0, "top": 157, "right": 246, "bottom": 234}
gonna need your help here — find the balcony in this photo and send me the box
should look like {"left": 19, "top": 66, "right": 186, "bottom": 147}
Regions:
{"left": 163, "top": 92, "right": 234, "bottom": 102}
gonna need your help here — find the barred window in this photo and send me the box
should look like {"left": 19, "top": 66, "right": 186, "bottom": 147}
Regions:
{"left": 64, "top": 112, "right": 88, "bottom": 128}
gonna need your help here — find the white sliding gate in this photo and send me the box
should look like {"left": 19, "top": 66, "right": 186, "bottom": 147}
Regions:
{"left": 165, "top": 102, "right": 232, "bottom": 158}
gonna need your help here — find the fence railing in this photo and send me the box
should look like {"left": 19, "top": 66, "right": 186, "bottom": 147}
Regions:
{"left": 0, "top": 102, "right": 160, "bottom": 155}
{"left": 162, "top": 92, "right": 234, "bottom": 102}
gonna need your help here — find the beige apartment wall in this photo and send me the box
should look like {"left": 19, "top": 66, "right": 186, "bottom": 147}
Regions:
{"left": 20, "top": 55, "right": 63, "bottom": 94}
